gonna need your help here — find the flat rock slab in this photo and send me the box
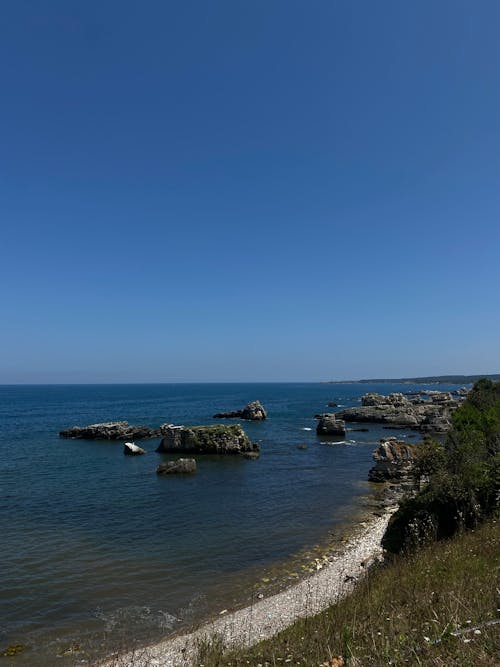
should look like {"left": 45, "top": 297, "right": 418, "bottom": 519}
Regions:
{"left": 334, "top": 392, "right": 459, "bottom": 432}
{"left": 59, "top": 421, "right": 160, "bottom": 440}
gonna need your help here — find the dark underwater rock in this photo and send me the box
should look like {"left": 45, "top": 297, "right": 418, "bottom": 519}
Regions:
{"left": 156, "top": 459, "right": 197, "bottom": 474}
{"left": 242, "top": 450, "right": 260, "bottom": 460}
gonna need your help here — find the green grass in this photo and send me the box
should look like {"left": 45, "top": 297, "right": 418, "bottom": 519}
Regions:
{"left": 198, "top": 517, "right": 499, "bottom": 666}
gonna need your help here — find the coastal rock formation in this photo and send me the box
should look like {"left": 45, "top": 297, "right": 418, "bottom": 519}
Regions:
{"left": 156, "top": 423, "right": 258, "bottom": 455}
{"left": 156, "top": 459, "right": 196, "bottom": 474}
{"left": 213, "top": 400, "right": 267, "bottom": 421}
{"left": 368, "top": 438, "right": 418, "bottom": 482}
{"left": 334, "top": 392, "right": 459, "bottom": 433}
{"left": 123, "top": 442, "right": 147, "bottom": 455}
{"left": 362, "top": 392, "right": 408, "bottom": 407}
{"left": 335, "top": 403, "right": 420, "bottom": 427}
{"left": 59, "top": 421, "right": 160, "bottom": 440}
{"left": 316, "top": 415, "right": 346, "bottom": 436}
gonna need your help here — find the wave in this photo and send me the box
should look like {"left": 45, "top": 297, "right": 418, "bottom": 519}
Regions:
{"left": 320, "top": 439, "right": 357, "bottom": 445}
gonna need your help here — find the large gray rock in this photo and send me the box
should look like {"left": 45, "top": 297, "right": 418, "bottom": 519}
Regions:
{"left": 335, "top": 405, "right": 420, "bottom": 427}
{"left": 368, "top": 438, "right": 418, "bottom": 482}
{"left": 316, "top": 415, "right": 346, "bottom": 436}
{"left": 59, "top": 421, "right": 160, "bottom": 440}
{"left": 156, "top": 459, "right": 196, "bottom": 474}
{"left": 156, "top": 423, "right": 258, "bottom": 455}
{"left": 213, "top": 400, "right": 267, "bottom": 421}
{"left": 335, "top": 392, "right": 459, "bottom": 432}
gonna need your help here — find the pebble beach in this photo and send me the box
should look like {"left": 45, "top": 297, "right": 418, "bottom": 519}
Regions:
{"left": 97, "top": 511, "right": 393, "bottom": 667}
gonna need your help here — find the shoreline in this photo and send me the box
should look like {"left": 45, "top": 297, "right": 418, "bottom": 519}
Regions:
{"left": 96, "top": 508, "right": 394, "bottom": 667}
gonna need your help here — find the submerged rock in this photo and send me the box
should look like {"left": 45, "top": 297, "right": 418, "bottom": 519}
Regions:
{"left": 368, "top": 438, "right": 418, "bottom": 482}
{"left": 156, "top": 459, "right": 196, "bottom": 474}
{"left": 242, "top": 450, "right": 260, "bottom": 460}
{"left": 213, "top": 400, "right": 267, "bottom": 421}
{"left": 59, "top": 421, "right": 160, "bottom": 440}
{"left": 156, "top": 423, "right": 258, "bottom": 455}
{"left": 316, "top": 415, "right": 346, "bottom": 436}
{"left": 123, "top": 442, "right": 147, "bottom": 455}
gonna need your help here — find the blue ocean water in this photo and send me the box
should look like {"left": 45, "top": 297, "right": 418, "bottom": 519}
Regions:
{"left": 0, "top": 382, "right": 461, "bottom": 665}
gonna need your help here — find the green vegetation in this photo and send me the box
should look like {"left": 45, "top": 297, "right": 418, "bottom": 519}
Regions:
{"left": 1, "top": 644, "right": 26, "bottom": 657}
{"left": 383, "top": 379, "right": 500, "bottom": 553}
{"left": 198, "top": 517, "right": 499, "bottom": 666}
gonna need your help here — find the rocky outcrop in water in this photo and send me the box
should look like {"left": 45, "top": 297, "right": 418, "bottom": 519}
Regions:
{"left": 156, "top": 423, "right": 258, "bottom": 455}
{"left": 368, "top": 438, "right": 418, "bottom": 482}
{"left": 213, "top": 400, "right": 267, "bottom": 421}
{"left": 123, "top": 442, "right": 147, "bottom": 455}
{"left": 59, "top": 421, "right": 160, "bottom": 440}
{"left": 316, "top": 415, "right": 346, "bottom": 436}
{"left": 334, "top": 392, "right": 459, "bottom": 433}
{"left": 156, "top": 459, "right": 197, "bottom": 474}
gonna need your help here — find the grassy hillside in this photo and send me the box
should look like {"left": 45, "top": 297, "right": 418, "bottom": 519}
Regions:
{"left": 198, "top": 517, "right": 499, "bottom": 666}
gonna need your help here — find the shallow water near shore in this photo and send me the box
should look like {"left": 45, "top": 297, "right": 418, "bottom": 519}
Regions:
{"left": 0, "top": 382, "right": 461, "bottom": 665}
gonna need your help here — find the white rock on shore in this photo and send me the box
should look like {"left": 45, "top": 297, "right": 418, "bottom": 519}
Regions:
{"left": 95, "top": 511, "right": 393, "bottom": 667}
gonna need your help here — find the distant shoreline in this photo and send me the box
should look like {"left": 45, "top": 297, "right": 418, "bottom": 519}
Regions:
{"left": 2, "top": 374, "right": 499, "bottom": 387}
{"left": 322, "top": 374, "right": 499, "bottom": 385}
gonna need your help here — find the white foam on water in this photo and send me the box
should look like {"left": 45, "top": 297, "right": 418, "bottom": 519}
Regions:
{"left": 301, "top": 427, "right": 312, "bottom": 431}
{"left": 320, "top": 439, "right": 357, "bottom": 446}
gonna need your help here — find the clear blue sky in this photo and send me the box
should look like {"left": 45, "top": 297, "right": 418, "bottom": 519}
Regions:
{"left": 1, "top": 1, "right": 499, "bottom": 383}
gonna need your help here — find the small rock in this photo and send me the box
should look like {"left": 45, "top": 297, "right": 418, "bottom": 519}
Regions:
{"left": 213, "top": 400, "right": 267, "bottom": 421}
{"left": 124, "top": 442, "right": 147, "bottom": 456}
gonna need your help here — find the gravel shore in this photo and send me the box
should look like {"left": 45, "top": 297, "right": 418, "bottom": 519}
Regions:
{"left": 97, "top": 510, "right": 393, "bottom": 667}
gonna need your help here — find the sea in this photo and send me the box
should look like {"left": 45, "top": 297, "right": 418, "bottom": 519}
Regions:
{"left": 0, "top": 382, "right": 462, "bottom": 665}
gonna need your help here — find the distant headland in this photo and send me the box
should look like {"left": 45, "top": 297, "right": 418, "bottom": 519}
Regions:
{"left": 323, "top": 374, "right": 500, "bottom": 385}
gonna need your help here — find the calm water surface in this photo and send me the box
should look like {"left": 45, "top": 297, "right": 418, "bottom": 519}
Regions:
{"left": 0, "top": 382, "right": 461, "bottom": 665}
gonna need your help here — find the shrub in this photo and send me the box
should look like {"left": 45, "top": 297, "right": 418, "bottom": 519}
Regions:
{"left": 383, "top": 379, "right": 500, "bottom": 553}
